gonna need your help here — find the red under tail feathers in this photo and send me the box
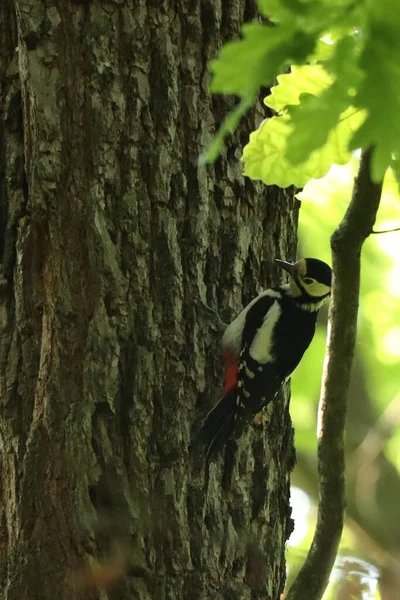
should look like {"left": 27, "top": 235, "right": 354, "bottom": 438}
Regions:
{"left": 222, "top": 350, "right": 238, "bottom": 396}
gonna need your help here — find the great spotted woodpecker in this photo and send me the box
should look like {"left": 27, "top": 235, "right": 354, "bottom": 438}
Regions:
{"left": 200, "top": 257, "right": 332, "bottom": 461}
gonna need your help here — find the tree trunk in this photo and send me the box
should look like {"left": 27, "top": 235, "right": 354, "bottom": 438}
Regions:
{"left": 0, "top": 1, "right": 299, "bottom": 599}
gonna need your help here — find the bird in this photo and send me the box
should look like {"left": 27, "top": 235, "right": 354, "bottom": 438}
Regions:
{"left": 199, "top": 257, "right": 332, "bottom": 461}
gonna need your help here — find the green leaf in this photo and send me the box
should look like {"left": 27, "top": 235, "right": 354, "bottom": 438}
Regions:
{"left": 257, "top": 0, "right": 294, "bottom": 21}
{"left": 242, "top": 107, "right": 365, "bottom": 188}
{"left": 210, "top": 23, "right": 288, "bottom": 97}
{"left": 285, "top": 36, "right": 362, "bottom": 164}
{"left": 243, "top": 60, "right": 365, "bottom": 188}
{"left": 199, "top": 98, "right": 253, "bottom": 165}
{"left": 349, "top": 30, "right": 400, "bottom": 182}
{"left": 257, "top": 0, "right": 318, "bottom": 21}
{"left": 258, "top": 0, "right": 357, "bottom": 24}
{"left": 242, "top": 115, "right": 329, "bottom": 188}
{"left": 265, "top": 64, "right": 333, "bottom": 112}
{"left": 365, "top": 0, "right": 400, "bottom": 25}
{"left": 390, "top": 157, "right": 400, "bottom": 194}
{"left": 205, "top": 0, "right": 400, "bottom": 174}
{"left": 210, "top": 22, "right": 317, "bottom": 98}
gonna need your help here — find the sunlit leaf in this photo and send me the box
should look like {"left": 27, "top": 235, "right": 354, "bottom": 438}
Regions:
{"left": 265, "top": 65, "right": 333, "bottom": 112}
{"left": 285, "top": 36, "right": 363, "bottom": 164}
{"left": 242, "top": 107, "right": 365, "bottom": 188}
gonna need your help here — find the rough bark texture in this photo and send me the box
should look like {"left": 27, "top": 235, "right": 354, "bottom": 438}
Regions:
{"left": 0, "top": 1, "right": 298, "bottom": 599}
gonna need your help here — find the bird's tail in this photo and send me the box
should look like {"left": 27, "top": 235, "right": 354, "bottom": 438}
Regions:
{"left": 199, "top": 389, "right": 236, "bottom": 461}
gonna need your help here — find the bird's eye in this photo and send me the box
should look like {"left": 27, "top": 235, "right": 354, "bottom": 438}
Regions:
{"left": 303, "top": 277, "right": 314, "bottom": 285}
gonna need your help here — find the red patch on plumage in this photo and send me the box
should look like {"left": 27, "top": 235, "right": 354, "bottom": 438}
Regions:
{"left": 222, "top": 350, "right": 238, "bottom": 395}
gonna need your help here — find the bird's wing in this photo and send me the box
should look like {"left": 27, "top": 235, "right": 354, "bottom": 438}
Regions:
{"left": 221, "top": 292, "right": 278, "bottom": 396}
{"left": 233, "top": 295, "right": 283, "bottom": 438}
{"left": 240, "top": 292, "right": 280, "bottom": 348}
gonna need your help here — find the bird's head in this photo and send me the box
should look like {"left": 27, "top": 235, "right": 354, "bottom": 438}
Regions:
{"left": 275, "top": 257, "right": 332, "bottom": 304}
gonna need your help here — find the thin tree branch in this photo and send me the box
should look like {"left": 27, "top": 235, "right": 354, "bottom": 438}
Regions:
{"left": 372, "top": 227, "right": 400, "bottom": 234}
{"left": 286, "top": 148, "right": 384, "bottom": 600}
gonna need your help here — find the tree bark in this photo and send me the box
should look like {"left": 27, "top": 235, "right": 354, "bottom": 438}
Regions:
{"left": 0, "top": 1, "right": 298, "bottom": 599}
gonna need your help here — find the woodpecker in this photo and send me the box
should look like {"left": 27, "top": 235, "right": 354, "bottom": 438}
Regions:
{"left": 200, "top": 257, "right": 332, "bottom": 461}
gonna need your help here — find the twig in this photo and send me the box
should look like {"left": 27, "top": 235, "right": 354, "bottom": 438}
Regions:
{"left": 286, "top": 148, "right": 384, "bottom": 600}
{"left": 372, "top": 227, "right": 400, "bottom": 234}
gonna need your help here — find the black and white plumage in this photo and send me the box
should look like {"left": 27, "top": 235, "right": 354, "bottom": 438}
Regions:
{"left": 200, "top": 257, "right": 332, "bottom": 461}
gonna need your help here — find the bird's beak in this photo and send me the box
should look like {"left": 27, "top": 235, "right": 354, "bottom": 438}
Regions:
{"left": 275, "top": 259, "right": 297, "bottom": 278}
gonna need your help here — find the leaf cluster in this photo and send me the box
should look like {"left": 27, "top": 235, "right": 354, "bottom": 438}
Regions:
{"left": 205, "top": 0, "right": 400, "bottom": 188}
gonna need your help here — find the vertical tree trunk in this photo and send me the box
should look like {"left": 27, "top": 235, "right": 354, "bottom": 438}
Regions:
{"left": 0, "top": 1, "right": 299, "bottom": 598}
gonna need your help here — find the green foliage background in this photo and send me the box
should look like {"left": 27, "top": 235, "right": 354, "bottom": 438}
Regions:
{"left": 288, "top": 161, "right": 400, "bottom": 599}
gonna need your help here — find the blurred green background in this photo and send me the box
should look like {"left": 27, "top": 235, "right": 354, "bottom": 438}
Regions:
{"left": 287, "top": 157, "right": 400, "bottom": 600}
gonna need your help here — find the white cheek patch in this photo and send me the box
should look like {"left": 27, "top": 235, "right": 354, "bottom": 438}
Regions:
{"left": 307, "top": 281, "right": 331, "bottom": 297}
{"left": 249, "top": 301, "right": 281, "bottom": 363}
